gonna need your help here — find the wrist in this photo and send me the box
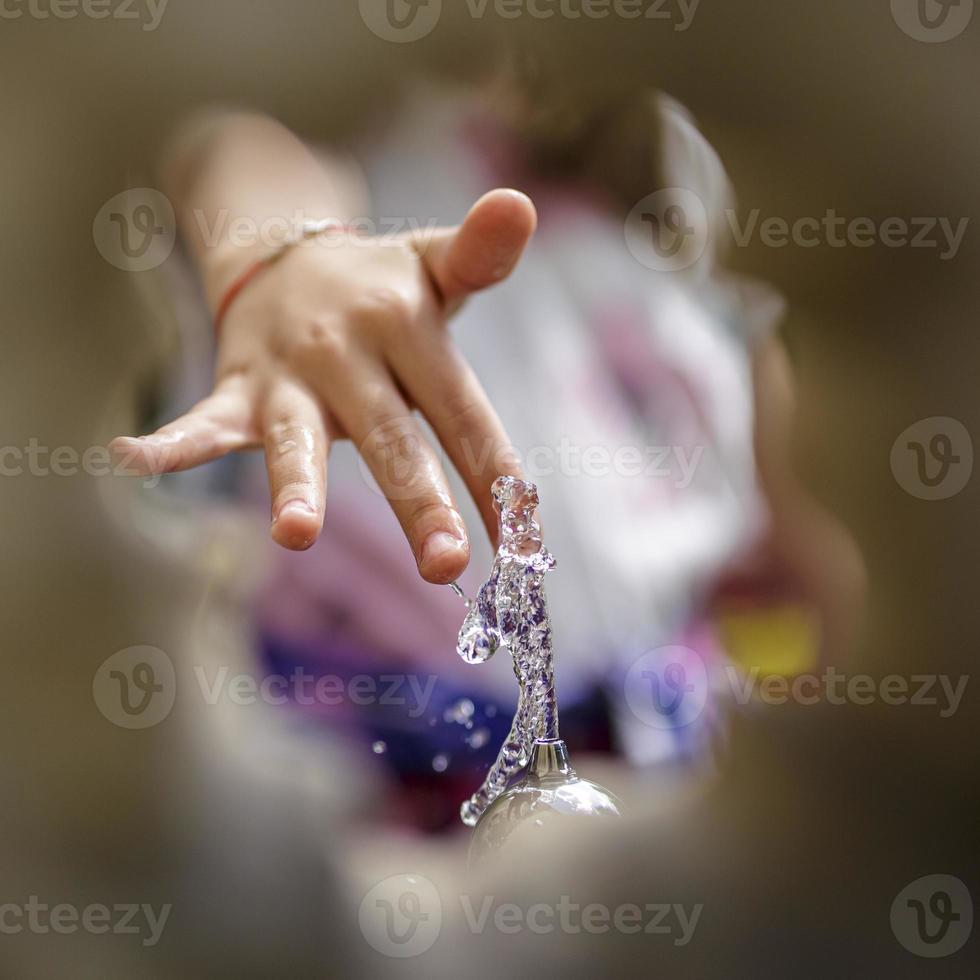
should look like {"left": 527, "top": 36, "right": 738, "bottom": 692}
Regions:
{"left": 196, "top": 217, "right": 355, "bottom": 313}
{"left": 207, "top": 219, "right": 356, "bottom": 332}
{"left": 199, "top": 240, "right": 272, "bottom": 312}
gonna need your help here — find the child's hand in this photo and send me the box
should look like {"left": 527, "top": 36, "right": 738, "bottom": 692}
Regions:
{"left": 110, "top": 188, "right": 536, "bottom": 584}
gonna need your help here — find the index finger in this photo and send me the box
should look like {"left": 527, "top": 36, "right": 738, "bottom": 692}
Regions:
{"left": 391, "top": 334, "right": 522, "bottom": 545}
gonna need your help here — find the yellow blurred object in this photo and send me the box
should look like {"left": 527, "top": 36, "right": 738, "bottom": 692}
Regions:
{"left": 716, "top": 604, "right": 820, "bottom": 677}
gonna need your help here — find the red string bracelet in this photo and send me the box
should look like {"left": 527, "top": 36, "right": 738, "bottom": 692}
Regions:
{"left": 212, "top": 219, "right": 353, "bottom": 334}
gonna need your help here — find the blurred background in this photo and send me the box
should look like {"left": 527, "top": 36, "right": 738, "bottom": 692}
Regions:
{"left": 1, "top": 1, "right": 978, "bottom": 976}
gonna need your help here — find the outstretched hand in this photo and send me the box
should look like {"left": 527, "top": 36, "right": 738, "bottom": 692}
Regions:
{"left": 110, "top": 188, "right": 536, "bottom": 584}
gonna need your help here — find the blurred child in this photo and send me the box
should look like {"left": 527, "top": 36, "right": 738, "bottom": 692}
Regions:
{"left": 111, "top": 61, "right": 863, "bottom": 830}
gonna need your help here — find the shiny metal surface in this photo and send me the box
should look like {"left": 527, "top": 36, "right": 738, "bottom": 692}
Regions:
{"left": 469, "top": 739, "right": 622, "bottom": 865}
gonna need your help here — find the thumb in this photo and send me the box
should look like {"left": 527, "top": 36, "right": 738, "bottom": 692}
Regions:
{"left": 416, "top": 188, "right": 536, "bottom": 306}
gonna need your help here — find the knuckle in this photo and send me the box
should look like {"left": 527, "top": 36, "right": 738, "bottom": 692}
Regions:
{"left": 406, "top": 495, "right": 450, "bottom": 534}
{"left": 267, "top": 422, "right": 303, "bottom": 452}
{"left": 266, "top": 417, "right": 306, "bottom": 445}
{"left": 360, "top": 408, "right": 417, "bottom": 451}
{"left": 346, "top": 288, "right": 413, "bottom": 333}
{"left": 440, "top": 394, "right": 494, "bottom": 471}
{"left": 283, "top": 315, "right": 347, "bottom": 369}
{"left": 265, "top": 418, "right": 322, "bottom": 475}
{"left": 442, "top": 391, "right": 483, "bottom": 432}
{"left": 215, "top": 364, "right": 254, "bottom": 389}
{"left": 362, "top": 419, "right": 435, "bottom": 502}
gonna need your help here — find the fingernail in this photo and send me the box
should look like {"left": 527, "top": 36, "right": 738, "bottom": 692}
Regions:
{"left": 421, "top": 531, "right": 466, "bottom": 568}
{"left": 274, "top": 500, "right": 317, "bottom": 524}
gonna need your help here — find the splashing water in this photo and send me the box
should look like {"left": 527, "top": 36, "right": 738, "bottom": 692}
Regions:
{"left": 455, "top": 476, "right": 559, "bottom": 827}
{"left": 466, "top": 726, "right": 491, "bottom": 749}
{"left": 443, "top": 698, "right": 475, "bottom": 724}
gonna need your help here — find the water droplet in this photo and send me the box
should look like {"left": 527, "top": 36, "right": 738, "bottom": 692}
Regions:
{"left": 371, "top": 740, "right": 386, "bottom": 755}
{"left": 485, "top": 704, "right": 497, "bottom": 718}
{"left": 443, "top": 698, "right": 475, "bottom": 725}
{"left": 432, "top": 753, "right": 450, "bottom": 773}
{"left": 466, "top": 727, "right": 490, "bottom": 749}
